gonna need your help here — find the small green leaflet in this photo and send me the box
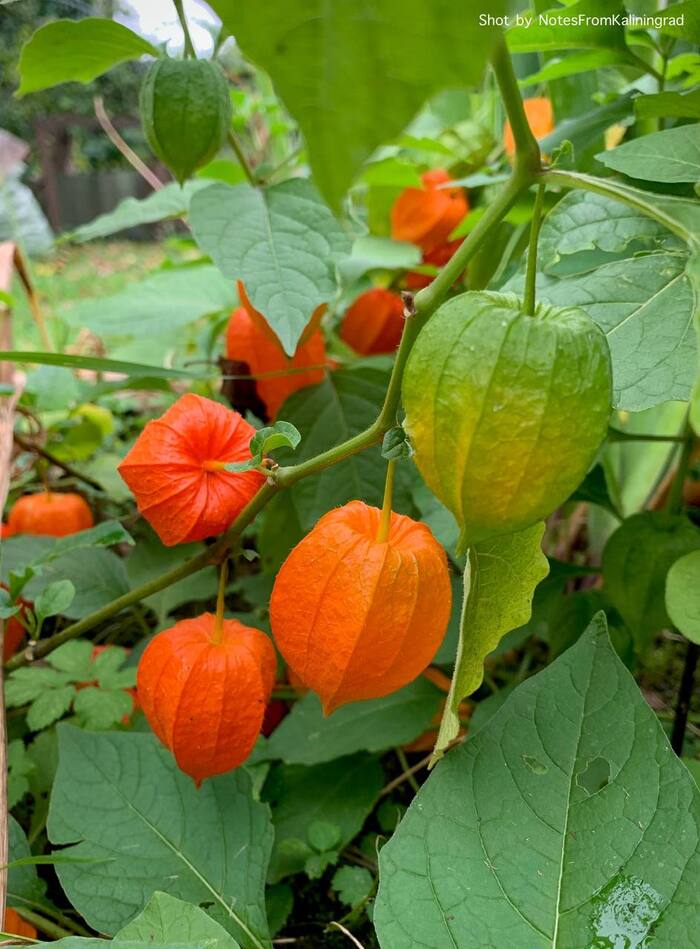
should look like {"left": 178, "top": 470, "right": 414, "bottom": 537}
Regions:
{"left": 226, "top": 422, "right": 301, "bottom": 473}
{"left": 34, "top": 580, "right": 76, "bottom": 622}
{"left": 375, "top": 614, "right": 700, "bottom": 947}
{"left": 17, "top": 18, "right": 157, "bottom": 95}
{"left": 116, "top": 892, "right": 240, "bottom": 947}
{"left": 431, "top": 523, "right": 549, "bottom": 764}
{"left": 596, "top": 123, "right": 700, "bottom": 184}
{"left": 381, "top": 426, "right": 412, "bottom": 460}
{"left": 666, "top": 549, "right": 700, "bottom": 645}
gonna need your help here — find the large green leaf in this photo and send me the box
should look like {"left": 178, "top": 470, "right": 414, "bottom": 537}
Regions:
{"left": 264, "top": 678, "right": 444, "bottom": 766}
{"left": 63, "top": 265, "right": 235, "bottom": 361}
{"left": 264, "top": 754, "right": 383, "bottom": 883}
{"left": 636, "top": 90, "right": 700, "bottom": 121}
{"left": 208, "top": 0, "right": 504, "bottom": 208}
{"left": 17, "top": 18, "right": 157, "bottom": 95}
{"left": 508, "top": 0, "right": 628, "bottom": 52}
{"left": 258, "top": 362, "right": 418, "bottom": 571}
{"left": 0, "top": 170, "right": 53, "bottom": 255}
{"left": 374, "top": 615, "right": 700, "bottom": 947}
{"left": 70, "top": 181, "right": 211, "bottom": 243}
{"left": 7, "top": 815, "right": 46, "bottom": 910}
{"left": 48, "top": 727, "right": 273, "bottom": 949}
{"left": 602, "top": 512, "right": 700, "bottom": 652}
{"left": 117, "top": 892, "right": 240, "bottom": 947}
{"left": 535, "top": 253, "right": 696, "bottom": 411}
{"left": 25, "top": 548, "right": 129, "bottom": 619}
{"left": 432, "top": 524, "right": 549, "bottom": 763}
{"left": 596, "top": 124, "right": 700, "bottom": 184}
{"left": 666, "top": 549, "right": 700, "bottom": 645}
{"left": 189, "top": 180, "right": 350, "bottom": 355}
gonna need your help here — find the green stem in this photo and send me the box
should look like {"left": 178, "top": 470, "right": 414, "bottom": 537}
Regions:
{"left": 523, "top": 183, "right": 546, "bottom": 315}
{"left": 173, "top": 0, "right": 195, "bottom": 58}
{"left": 4, "top": 41, "right": 536, "bottom": 671}
{"left": 396, "top": 747, "right": 420, "bottom": 794}
{"left": 490, "top": 36, "right": 541, "bottom": 177}
{"left": 212, "top": 557, "right": 228, "bottom": 643}
{"left": 540, "top": 169, "right": 696, "bottom": 246}
{"left": 13, "top": 906, "right": 71, "bottom": 939}
{"left": 608, "top": 428, "right": 686, "bottom": 444}
{"left": 227, "top": 131, "right": 257, "bottom": 188}
{"left": 376, "top": 460, "right": 397, "bottom": 543}
{"left": 665, "top": 417, "right": 695, "bottom": 513}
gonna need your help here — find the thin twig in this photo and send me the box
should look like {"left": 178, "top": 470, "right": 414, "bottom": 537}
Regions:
{"left": 13, "top": 431, "right": 103, "bottom": 491}
{"left": 380, "top": 737, "right": 466, "bottom": 797}
{"left": 94, "top": 96, "right": 163, "bottom": 191}
{"left": 227, "top": 131, "right": 258, "bottom": 187}
{"left": 395, "top": 747, "right": 420, "bottom": 794}
{"left": 327, "top": 921, "right": 366, "bottom": 949}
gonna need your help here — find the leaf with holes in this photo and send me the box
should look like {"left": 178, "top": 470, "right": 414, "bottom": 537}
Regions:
{"left": 375, "top": 614, "right": 700, "bottom": 947}
{"left": 189, "top": 180, "right": 351, "bottom": 355}
{"left": 47, "top": 726, "right": 273, "bottom": 949}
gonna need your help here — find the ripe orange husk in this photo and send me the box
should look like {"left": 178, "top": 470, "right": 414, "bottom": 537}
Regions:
{"left": 503, "top": 96, "right": 554, "bottom": 157}
{"left": 1, "top": 521, "right": 14, "bottom": 538}
{"left": 226, "top": 306, "right": 326, "bottom": 418}
{"left": 7, "top": 492, "right": 94, "bottom": 537}
{"left": 270, "top": 500, "right": 452, "bottom": 713}
{"left": 391, "top": 169, "right": 468, "bottom": 255}
{"left": 3, "top": 907, "right": 37, "bottom": 937}
{"left": 118, "top": 393, "right": 264, "bottom": 546}
{"left": 238, "top": 280, "right": 326, "bottom": 348}
{"left": 137, "top": 613, "right": 276, "bottom": 785}
{"left": 340, "top": 288, "right": 405, "bottom": 355}
{"left": 405, "top": 239, "right": 464, "bottom": 291}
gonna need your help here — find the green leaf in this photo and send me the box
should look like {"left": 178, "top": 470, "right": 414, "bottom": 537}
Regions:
{"left": 116, "top": 892, "right": 241, "bottom": 947}
{"left": 304, "top": 851, "right": 338, "bottom": 879}
{"left": 338, "top": 236, "right": 420, "bottom": 285}
{"left": 538, "top": 92, "right": 635, "bottom": 158}
{"left": 189, "top": 180, "right": 351, "bottom": 355}
{"left": 258, "top": 363, "right": 419, "bottom": 570}
{"left": 374, "top": 615, "right": 700, "bottom": 947}
{"left": 45, "top": 640, "right": 94, "bottom": 677}
{"left": 332, "top": 866, "right": 374, "bottom": 909}
{"left": 520, "top": 49, "right": 631, "bottom": 86}
{"left": 34, "top": 579, "right": 75, "bottom": 622}
{"left": 432, "top": 523, "right": 549, "bottom": 763}
{"left": 0, "top": 172, "right": 53, "bottom": 255}
{"left": 5, "top": 667, "right": 70, "bottom": 706}
{"left": 48, "top": 726, "right": 273, "bottom": 949}
{"left": 381, "top": 426, "right": 413, "bottom": 460}
{"left": 264, "top": 678, "right": 443, "bottom": 766}
{"left": 659, "top": 1, "right": 700, "bottom": 46}
{"left": 7, "top": 739, "right": 35, "bottom": 808}
{"left": 666, "top": 549, "right": 700, "bottom": 645}
{"left": 635, "top": 90, "right": 700, "bottom": 121}
{"left": 534, "top": 253, "right": 697, "bottom": 412}
{"left": 596, "top": 124, "right": 700, "bottom": 184}
{"left": 209, "top": 0, "right": 505, "bottom": 208}
{"left": 227, "top": 422, "right": 302, "bottom": 473}
{"left": 7, "top": 815, "right": 46, "bottom": 909}
{"left": 70, "top": 180, "right": 211, "bottom": 242}
{"left": 30, "top": 941, "right": 212, "bottom": 949}
{"left": 27, "top": 685, "right": 76, "bottom": 731}
{"left": 307, "top": 821, "right": 341, "bottom": 853}
{"left": 17, "top": 18, "right": 157, "bottom": 95}
{"left": 265, "top": 753, "right": 383, "bottom": 883}
{"left": 49, "top": 520, "right": 134, "bottom": 558}
{"left": 507, "top": 0, "right": 628, "bottom": 52}
{"left": 0, "top": 351, "right": 193, "bottom": 379}
{"left": 602, "top": 512, "right": 700, "bottom": 652}
{"left": 26, "top": 548, "right": 129, "bottom": 619}
{"left": 73, "top": 687, "right": 134, "bottom": 730}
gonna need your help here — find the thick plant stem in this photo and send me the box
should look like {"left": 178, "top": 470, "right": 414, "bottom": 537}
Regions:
{"left": 5, "top": 43, "right": 538, "bottom": 670}
{"left": 212, "top": 558, "right": 229, "bottom": 643}
{"left": 173, "top": 0, "right": 196, "bottom": 58}
{"left": 523, "top": 183, "right": 546, "bottom": 315}
{"left": 376, "top": 460, "right": 396, "bottom": 543}
{"left": 13, "top": 906, "right": 72, "bottom": 938}
{"left": 665, "top": 418, "right": 694, "bottom": 513}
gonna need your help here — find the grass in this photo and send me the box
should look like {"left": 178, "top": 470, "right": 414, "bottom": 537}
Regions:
{"left": 9, "top": 241, "right": 167, "bottom": 351}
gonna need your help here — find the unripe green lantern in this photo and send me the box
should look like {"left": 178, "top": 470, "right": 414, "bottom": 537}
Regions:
{"left": 140, "top": 58, "right": 231, "bottom": 183}
{"left": 403, "top": 291, "right": 612, "bottom": 551}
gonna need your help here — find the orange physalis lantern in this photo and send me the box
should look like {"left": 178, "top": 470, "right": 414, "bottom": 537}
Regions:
{"left": 391, "top": 169, "right": 468, "bottom": 255}
{"left": 270, "top": 500, "right": 452, "bottom": 714}
{"left": 7, "top": 492, "right": 94, "bottom": 537}
{"left": 1, "top": 521, "right": 14, "bottom": 538}
{"left": 118, "top": 393, "right": 264, "bottom": 546}
{"left": 226, "top": 306, "right": 326, "bottom": 418}
{"left": 340, "top": 288, "right": 405, "bottom": 355}
{"left": 3, "top": 908, "right": 37, "bottom": 938}
{"left": 503, "top": 96, "right": 554, "bottom": 157}
{"left": 137, "top": 612, "right": 276, "bottom": 784}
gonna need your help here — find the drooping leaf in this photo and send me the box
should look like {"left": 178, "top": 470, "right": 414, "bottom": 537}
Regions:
{"left": 116, "top": 892, "right": 240, "bottom": 947}
{"left": 432, "top": 523, "right": 549, "bottom": 763}
{"left": 69, "top": 180, "right": 211, "bottom": 242}
{"left": 0, "top": 169, "right": 53, "bottom": 254}
{"left": 602, "top": 511, "right": 700, "bottom": 652}
{"left": 47, "top": 727, "right": 273, "bottom": 949}
{"left": 520, "top": 49, "right": 632, "bottom": 86}
{"left": 0, "top": 351, "right": 194, "bottom": 379}
{"left": 189, "top": 180, "right": 351, "bottom": 355}
{"left": 208, "top": 0, "right": 505, "bottom": 208}
{"left": 338, "top": 236, "right": 421, "bottom": 286}
{"left": 596, "top": 124, "right": 700, "bottom": 184}
{"left": 17, "top": 18, "right": 157, "bottom": 95}
{"left": 264, "top": 754, "right": 383, "bottom": 883}
{"left": 666, "top": 549, "right": 700, "bottom": 645}
{"left": 507, "top": 0, "right": 629, "bottom": 52}
{"left": 25, "top": 548, "right": 130, "bottom": 619}
{"left": 264, "top": 678, "right": 444, "bottom": 765}
{"left": 635, "top": 90, "right": 700, "bottom": 121}
{"left": 375, "top": 615, "right": 700, "bottom": 947}
{"left": 7, "top": 815, "right": 46, "bottom": 910}
{"left": 537, "top": 91, "right": 636, "bottom": 158}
